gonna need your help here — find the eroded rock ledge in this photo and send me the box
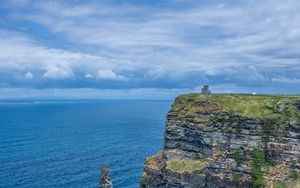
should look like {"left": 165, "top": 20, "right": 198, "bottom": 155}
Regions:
{"left": 140, "top": 94, "right": 300, "bottom": 188}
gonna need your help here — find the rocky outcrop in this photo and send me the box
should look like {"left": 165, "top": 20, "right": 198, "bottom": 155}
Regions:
{"left": 100, "top": 164, "right": 113, "bottom": 188}
{"left": 140, "top": 94, "right": 300, "bottom": 188}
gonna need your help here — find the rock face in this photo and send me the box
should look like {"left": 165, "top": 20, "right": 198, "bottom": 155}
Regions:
{"left": 140, "top": 94, "right": 300, "bottom": 188}
{"left": 100, "top": 164, "right": 113, "bottom": 188}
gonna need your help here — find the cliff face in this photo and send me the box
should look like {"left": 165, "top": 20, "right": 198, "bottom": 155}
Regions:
{"left": 140, "top": 94, "right": 300, "bottom": 188}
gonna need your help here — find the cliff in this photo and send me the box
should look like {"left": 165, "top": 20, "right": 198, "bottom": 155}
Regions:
{"left": 140, "top": 94, "right": 300, "bottom": 188}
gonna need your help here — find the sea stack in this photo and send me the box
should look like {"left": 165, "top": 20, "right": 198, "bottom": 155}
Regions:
{"left": 100, "top": 164, "right": 113, "bottom": 188}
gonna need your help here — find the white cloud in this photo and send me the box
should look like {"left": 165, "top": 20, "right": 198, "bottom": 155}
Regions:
{"left": 24, "top": 71, "right": 34, "bottom": 79}
{"left": 5, "top": 1, "right": 300, "bottom": 74}
{"left": 271, "top": 76, "right": 300, "bottom": 84}
{"left": 43, "top": 65, "right": 74, "bottom": 79}
{"left": 246, "top": 65, "right": 267, "bottom": 81}
{"left": 96, "top": 69, "right": 127, "bottom": 81}
{"left": 85, "top": 73, "right": 94, "bottom": 78}
{"left": 0, "top": 29, "right": 114, "bottom": 79}
{"left": 1, "top": 0, "right": 300, "bottom": 94}
{"left": 23, "top": 0, "right": 299, "bottom": 75}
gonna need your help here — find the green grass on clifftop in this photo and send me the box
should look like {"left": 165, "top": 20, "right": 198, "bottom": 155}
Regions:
{"left": 176, "top": 93, "right": 300, "bottom": 119}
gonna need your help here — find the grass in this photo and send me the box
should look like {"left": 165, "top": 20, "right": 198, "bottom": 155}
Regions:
{"left": 234, "top": 151, "right": 245, "bottom": 165}
{"left": 273, "top": 176, "right": 300, "bottom": 188}
{"left": 167, "top": 159, "right": 207, "bottom": 173}
{"left": 175, "top": 94, "right": 300, "bottom": 119}
{"left": 231, "top": 173, "right": 242, "bottom": 183}
{"left": 251, "top": 148, "right": 269, "bottom": 187}
{"left": 273, "top": 182, "right": 286, "bottom": 188}
{"left": 195, "top": 152, "right": 204, "bottom": 160}
{"left": 291, "top": 170, "right": 299, "bottom": 180}
{"left": 287, "top": 177, "right": 300, "bottom": 188}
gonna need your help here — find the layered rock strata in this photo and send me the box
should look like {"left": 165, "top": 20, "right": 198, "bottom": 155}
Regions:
{"left": 140, "top": 94, "right": 300, "bottom": 188}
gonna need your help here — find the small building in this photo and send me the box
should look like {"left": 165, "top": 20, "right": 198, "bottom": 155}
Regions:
{"left": 201, "top": 85, "right": 211, "bottom": 94}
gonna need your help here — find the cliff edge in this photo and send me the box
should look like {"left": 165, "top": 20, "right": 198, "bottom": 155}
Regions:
{"left": 140, "top": 94, "right": 300, "bottom": 188}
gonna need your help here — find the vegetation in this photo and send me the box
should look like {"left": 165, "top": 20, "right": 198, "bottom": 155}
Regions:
{"left": 171, "top": 94, "right": 300, "bottom": 185}
{"left": 225, "top": 126, "right": 234, "bottom": 134}
{"left": 273, "top": 175, "right": 300, "bottom": 188}
{"left": 167, "top": 159, "right": 206, "bottom": 173}
{"left": 176, "top": 94, "right": 300, "bottom": 119}
{"left": 279, "top": 103, "right": 300, "bottom": 127}
{"left": 195, "top": 152, "right": 204, "bottom": 160}
{"left": 288, "top": 176, "right": 300, "bottom": 188}
{"left": 234, "top": 151, "right": 245, "bottom": 165}
{"left": 291, "top": 170, "right": 299, "bottom": 180}
{"left": 251, "top": 148, "right": 269, "bottom": 187}
{"left": 273, "top": 182, "right": 286, "bottom": 188}
{"left": 231, "top": 173, "right": 241, "bottom": 183}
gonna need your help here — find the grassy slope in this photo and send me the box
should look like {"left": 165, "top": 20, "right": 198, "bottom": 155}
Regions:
{"left": 176, "top": 94, "right": 300, "bottom": 119}
{"left": 167, "top": 159, "right": 207, "bottom": 173}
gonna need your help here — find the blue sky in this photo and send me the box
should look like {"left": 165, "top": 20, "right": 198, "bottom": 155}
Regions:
{"left": 0, "top": 0, "right": 300, "bottom": 99}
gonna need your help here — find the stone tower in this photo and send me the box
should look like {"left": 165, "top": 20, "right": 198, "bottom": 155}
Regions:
{"left": 201, "top": 85, "right": 211, "bottom": 94}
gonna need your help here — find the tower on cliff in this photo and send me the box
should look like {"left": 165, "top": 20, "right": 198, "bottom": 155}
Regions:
{"left": 201, "top": 85, "right": 211, "bottom": 94}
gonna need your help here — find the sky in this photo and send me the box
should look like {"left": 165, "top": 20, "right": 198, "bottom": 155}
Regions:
{"left": 0, "top": 0, "right": 300, "bottom": 99}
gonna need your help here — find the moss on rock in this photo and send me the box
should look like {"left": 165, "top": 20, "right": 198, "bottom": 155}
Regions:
{"left": 167, "top": 159, "right": 207, "bottom": 173}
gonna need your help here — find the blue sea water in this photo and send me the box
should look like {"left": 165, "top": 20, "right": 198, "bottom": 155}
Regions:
{"left": 0, "top": 100, "right": 172, "bottom": 188}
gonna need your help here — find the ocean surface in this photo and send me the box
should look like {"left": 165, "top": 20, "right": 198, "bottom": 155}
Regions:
{"left": 0, "top": 100, "right": 172, "bottom": 188}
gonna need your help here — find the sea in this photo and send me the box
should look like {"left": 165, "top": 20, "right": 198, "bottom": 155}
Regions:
{"left": 0, "top": 100, "right": 172, "bottom": 188}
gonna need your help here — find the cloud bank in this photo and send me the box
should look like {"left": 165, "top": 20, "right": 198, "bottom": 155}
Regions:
{"left": 0, "top": 0, "right": 300, "bottom": 98}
